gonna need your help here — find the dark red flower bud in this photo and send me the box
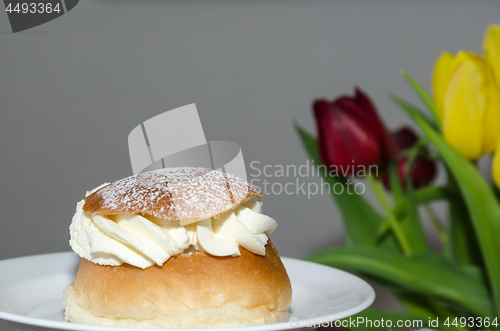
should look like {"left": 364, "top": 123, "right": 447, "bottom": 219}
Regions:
{"left": 313, "top": 88, "right": 391, "bottom": 174}
{"left": 391, "top": 126, "right": 419, "bottom": 153}
{"left": 388, "top": 127, "right": 437, "bottom": 189}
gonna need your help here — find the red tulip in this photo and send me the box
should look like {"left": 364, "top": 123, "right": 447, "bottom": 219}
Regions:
{"left": 388, "top": 127, "right": 437, "bottom": 188}
{"left": 313, "top": 88, "right": 392, "bottom": 173}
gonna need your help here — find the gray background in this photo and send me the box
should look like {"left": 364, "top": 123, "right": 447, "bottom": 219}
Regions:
{"left": 0, "top": 0, "right": 498, "bottom": 322}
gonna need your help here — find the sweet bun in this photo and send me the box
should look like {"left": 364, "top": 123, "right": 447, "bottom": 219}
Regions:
{"left": 64, "top": 167, "right": 291, "bottom": 328}
{"left": 64, "top": 241, "right": 291, "bottom": 328}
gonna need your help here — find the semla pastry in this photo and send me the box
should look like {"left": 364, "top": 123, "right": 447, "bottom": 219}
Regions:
{"left": 64, "top": 167, "right": 292, "bottom": 328}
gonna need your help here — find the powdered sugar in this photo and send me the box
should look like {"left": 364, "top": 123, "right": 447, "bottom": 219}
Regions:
{"left": 83, "top": 167, "right": 261, "bottom": 221}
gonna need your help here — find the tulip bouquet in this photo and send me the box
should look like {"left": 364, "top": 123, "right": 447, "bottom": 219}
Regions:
{"left": 295, "top": 24, "right": 500, "bottom": 330}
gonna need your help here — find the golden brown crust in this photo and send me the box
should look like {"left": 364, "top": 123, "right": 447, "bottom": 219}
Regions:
{"left": 65, "top": 241, "right": 291, "bottom": 327}
{"left": 83, "top": 167, "right": 262, "bottom": 221}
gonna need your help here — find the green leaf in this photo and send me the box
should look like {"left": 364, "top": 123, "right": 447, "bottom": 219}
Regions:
{"left": 376, "top": 185, "right": 456, "bottom": 241}
{"left": 388, "top": 162, "right": 405, "bottom": 208}
{"left": 367, "top": 176, "right": 413, "bottom": 254}
{"left": 392, "top": 291, "right": 459, "bottom": 331}
{"left": 393, "top": 185, "right": 457, "bottom": 218}
{"left": 390, "top": 94, "right": 438, "bottom": 131}
{"left": 394, "top": 291, "right": 440, "bottom": 321}
{"left": 409, "top": 110, "right": 500, "bottom": 317}
{"left": 294, "top": 123, "right": 398, "bottom": 251}
{"left": 307, "top": 246, "right": 492, "bottom": 317}
{"left": 447, "top": 201, "right": 482, "bottom": 266}
{"left": 294, "top": 122, "right": 322, "bottom": 165}
{"left": 445, "top": 175, "right": 483, "bottom": 268}
{"left": 374, "top": 164, "right": 406, "bottom": 246}
{"left": 392, "top": 297, "right": 472, "bottom": 331}
{"left": 494, "top": 185, "right": 500, "bottom": 202}
{"left": 401, "top": 70, "right": 441, "bottom": 127}
{"left": 404, "top": 152, "right": 428, "bottom": 253}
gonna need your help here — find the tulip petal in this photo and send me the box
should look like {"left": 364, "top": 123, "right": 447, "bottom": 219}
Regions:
{"left": 337, "top": 107, "right": 381, "bottom": 167}
{"left": 313, "top": 100, "right": 381, "bottom": 169}
{"left": 387, "top": 127, "right": 436, "bottom": 189}
{"left": 484, "top": 24, "right": 500, "bottom": 85}
{"left": 483, "top": 24, "right": 500, "bottom": 153}
{"left": 354, "top": 88, "right": 387, "bottom": 138}
{"left": 354, "top": 88, "right": 392, "bottom": 158}
{"left": 481, "top": 67, "right": 500, "bottom": 155}
{"left": 390, "top": 126, "right": 419, "bottom": 153}
{"left": 410, "top": 157, "right": 437, "bottom": 189}
{"left": 442, "top": 53, "right": 488, "bottom": 160}
{"left": 483, "top": 25, "right": 500, "bottom": 155}
{"left": 433, "top": 52, "right": 456, "bottom": 120}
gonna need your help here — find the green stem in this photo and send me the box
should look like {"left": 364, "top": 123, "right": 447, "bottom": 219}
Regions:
{"left": 367, "top": 176, "right": 413, "bottom": 254}
{"left": 423, "top": 204, "right": 448, "bottom": 244}
{"left": 393, "top": 185, "right": 457, "bottom": 218}
{"left": 375, "top": 185, "right": 457, "bottom": 240}
{"left": 401, "top": 70, "right": 442, "bottom": 128}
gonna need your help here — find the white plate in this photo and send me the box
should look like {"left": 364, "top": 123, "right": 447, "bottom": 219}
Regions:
{"left": 0, "top": 252, "right": 374, "bottom": 331}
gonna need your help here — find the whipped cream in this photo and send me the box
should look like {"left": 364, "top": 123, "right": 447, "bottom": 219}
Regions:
{"left": 69, "top": 189, "right": 277, "bottom": 269}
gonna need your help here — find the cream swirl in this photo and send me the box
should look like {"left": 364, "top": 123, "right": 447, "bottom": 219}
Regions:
{"left": 69, "top": 196, "right": 277, "bottom": 269}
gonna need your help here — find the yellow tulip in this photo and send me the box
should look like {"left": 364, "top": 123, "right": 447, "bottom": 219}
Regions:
{"left": 433, "top": 51, "right": 500, "bottom": 160}
{"left": 484, "top": 24, "right": 500, "bottom": 85}
{"left": 484, "top": 24, "right": 500, "bottom": 188}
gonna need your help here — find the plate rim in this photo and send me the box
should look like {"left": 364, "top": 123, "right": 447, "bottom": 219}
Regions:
{"left": 0, "top": 251, "right": 375, "bottom": 331}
